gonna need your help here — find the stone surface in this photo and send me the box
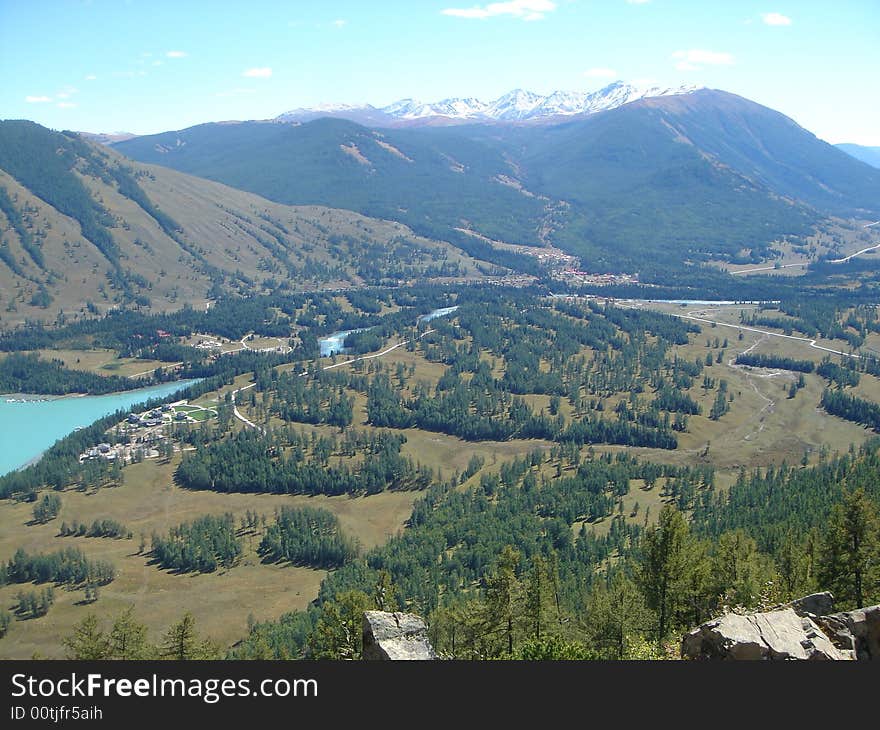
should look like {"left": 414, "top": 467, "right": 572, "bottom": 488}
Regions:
{"left": 787, "top": 592, "right": 835, "bottom": 618}
{"left": 817, "top": 605, "right": 880, "bottom": 660}
{"left": 362, "top": 611, "right": 438, "bottom": 660}
{"left": 681, "top": 607, "right": 853, "bottom": 661}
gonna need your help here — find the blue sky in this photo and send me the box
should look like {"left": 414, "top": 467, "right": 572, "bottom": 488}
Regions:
{"left": 1, "top": 0, "right": 878, "bottom": 144}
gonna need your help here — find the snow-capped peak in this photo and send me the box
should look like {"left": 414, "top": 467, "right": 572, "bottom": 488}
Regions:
{"left": 276, "top": 82, "right": 702, "bottom": 125}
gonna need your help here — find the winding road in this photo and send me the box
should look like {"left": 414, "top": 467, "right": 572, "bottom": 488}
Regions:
{"left": 671, "top": 309, "right": 862, "bottom": 360}
{"left": 229, "top": 329, "right": 438, "bottom": 431}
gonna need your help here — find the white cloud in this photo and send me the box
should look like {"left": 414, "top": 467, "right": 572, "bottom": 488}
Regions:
{"left": 57, "top": 102, "right": 77, "bottom": 109}
{"left": 442, "top": 0, "right": 557, "bottom": 21}
{"left": 85, "top": 74, "right": 97, "bottom": 81}
{"left": 152, "top": 60, "right": 163, "bottom": 66}
{"left": 672, "top": 49, "right": 735, "bottom": 71}
{"left": 166, "top": 50, "right": 187, "bottom": 58}
{"left": 56, "top": 86, "right": 78, "bottom": 100}
{"left": 332, "top": 19, "right": 347, "bottom": 27}
{"left": 584, "top": 67, "right": 617, "bottom": 79}
{"left": 25, "top": 95, "right": 52, "bottom": 103}
{"left": 762, "top": 12, "right": 792, "bottom": 26}
{"left": 242, "top": 67, "right": 272, "bottom": 78}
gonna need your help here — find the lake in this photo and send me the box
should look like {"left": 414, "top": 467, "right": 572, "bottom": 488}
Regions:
{"left": 0, "top": 379, "right": 201, "bottom": 477}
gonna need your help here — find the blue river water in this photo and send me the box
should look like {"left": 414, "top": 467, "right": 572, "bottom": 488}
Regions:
{"left": 0, "top": 379, "right": 201, "bottom": 477}
{"left": 318, "top": 306, "right": 460, "bottom": 357}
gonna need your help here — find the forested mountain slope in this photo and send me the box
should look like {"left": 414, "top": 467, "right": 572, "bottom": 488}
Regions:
{"left": 114, "top": 90, "right": 880, "bottom": 274}
{"left": 0, "top": 121, "right": 481, "bottom": 328}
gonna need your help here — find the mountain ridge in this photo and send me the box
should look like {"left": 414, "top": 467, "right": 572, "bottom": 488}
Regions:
{"left": 276, "top": 81, "right": 701, "bottom": 127}
{"left": 837, "top": 143, "right": 880, "bottom": 169}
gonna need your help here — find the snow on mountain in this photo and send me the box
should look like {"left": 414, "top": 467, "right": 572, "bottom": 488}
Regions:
{"left": 276, "top": 82, "right": 701, "bottom": 125}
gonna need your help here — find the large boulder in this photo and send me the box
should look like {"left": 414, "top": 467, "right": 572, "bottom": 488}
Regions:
{"left": 681, "top": 607, "right": 853, "bottom": 660}
{"left": 362, "top": 611, "right": 438, "bottom": 660}
{"left": 817, "top": 605, "right": 880, "bottom": 660}
{"left": 786, "top": 592, "right": 835, "bottom": 618}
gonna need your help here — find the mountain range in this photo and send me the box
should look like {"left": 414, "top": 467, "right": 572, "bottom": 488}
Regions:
{"left": 114, "top": 89, "right": 880, "bottom": 273}
{"left": 276, "top": 81, "right": 700, "bottom": 126}
{"left": 3, "top": 85, "right": 880, "bottom": 327}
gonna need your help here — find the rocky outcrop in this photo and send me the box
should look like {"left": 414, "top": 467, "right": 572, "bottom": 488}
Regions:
{"left": 362, "top": 611, "right": 438, "bottom": 660}
{"left": 787, "top": 592, "right": 835, "bottom": 618}
{"left": 816, "top": 605, "right": 880, "bottom": 660}
{"left": 681, "top": 594, "right": 880, "bottom": 660}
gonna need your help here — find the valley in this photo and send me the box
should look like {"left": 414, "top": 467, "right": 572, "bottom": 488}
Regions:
{"left": 2, "top": 74, "right": 880, "bottom": 662}
{"left": 2, "top": 280, "right": 880, "bottom": 658}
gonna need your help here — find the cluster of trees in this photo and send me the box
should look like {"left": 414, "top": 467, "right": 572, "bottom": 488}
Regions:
{"left": 175, "top": 428, "right": 430, "bottom": 496}
{"left": 343, "top": 297, "right": 707, "bottom": 449}
{"left": 0, "top": 185, "right": 44, "bottom": 269}
{"left": 151, "top": 514, "right": 241, "bottom": 573}
{"left": 259, "top": 507, "right": 358, "bottom": 569}
{"left": 15, "top": 586, "right": 55, "bottom": 619}
{"left": 234, "top": 440, "right": 880, "bottom": 660}
{"left": 821, "top": 389, "right": 880, "bottom": 431}
{"left": 1, "top": 547, "right": 115, "bottom": 586}
{"left": 735, "top": 353, "right": 815, "bottom": 373}
{"left": 0, "top": 353, "right": 136, "bottom": 395}
{"left": 59, "top": 518, "right": 130, "bottom": 539}
{"left": 817, "top": 359, "right": 860, "bottom": 388}
{"left": 266, "top": 370, "right": 354, "bottom": 428}
{"left": 0, "top": 610, "right": 11, "bottom": 637}
{"left": 61, "top": 607, "right": 221, "bottom": 660}
{"left": 32, "top": 493, "right": 61, "bottom": 523}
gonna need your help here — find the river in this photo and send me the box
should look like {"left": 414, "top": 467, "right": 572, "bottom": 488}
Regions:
{"left": 318, "top": 306, "right": 460, "bottom": 357}
{"left": 0, "top": 379, "right": 201, "bottom": 477}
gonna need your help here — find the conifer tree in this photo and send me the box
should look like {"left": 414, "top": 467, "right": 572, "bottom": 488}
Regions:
{"left": 817, "top": 489, "right": 880, "bottom": 608}
{"left": 109, "top": 606, "right": 150, "bottom": 659}
{"left": 636, "top": 505, "right": 694, "bottom": 642}
{"left": 483, "top": 545, "right": 522, "bottom": 656}
{"left": 161, "top": 612, "right": 200, "bottom": 660}
{"left": 63, "top": 614, "right": 109, "bottom": 660}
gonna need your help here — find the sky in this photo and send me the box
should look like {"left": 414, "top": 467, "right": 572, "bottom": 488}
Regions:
{"left": 1, "top": 0, "right": 878, "bottom": 144}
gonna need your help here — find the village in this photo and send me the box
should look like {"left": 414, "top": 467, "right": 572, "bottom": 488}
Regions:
{"left": 77, "top": 400, "right": 217, "bottom": 466}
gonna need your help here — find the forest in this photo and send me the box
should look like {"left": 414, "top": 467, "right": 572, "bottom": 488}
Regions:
{"left": 4, "top": 282, "right": 880, "bottom": 660}
{"left": 231, "top": 445, "right": 880, "bottom": 660}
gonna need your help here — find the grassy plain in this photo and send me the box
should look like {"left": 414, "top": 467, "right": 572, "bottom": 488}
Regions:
{"left": 4, "top": 300, "right": 878, "bottom": 658}
{"left": 0, "top": 456, "right": 419, "bottom": 659}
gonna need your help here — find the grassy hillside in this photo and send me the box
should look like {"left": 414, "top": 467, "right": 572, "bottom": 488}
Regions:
{"left": 0, "top": 121, "right": 483, "bottom": 328}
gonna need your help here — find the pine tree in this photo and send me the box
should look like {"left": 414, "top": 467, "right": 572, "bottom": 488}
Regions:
{"left": 584, "top": 570, "right": 650, "bottom": 659}
{"left": 372, "top": 570, "right": 396, "bottom": 612}
{"left": 63, "top": 614, "right": 109, "bottom": 660}
{"left": 483, "top": 545, "right": 522, "bottom": 656}
{"left": 817, "top": 489, "right": 880, "bottom": 608}
{"left": 523, "top": 555, "right": 551, "bottom": 641}
{"left": 712, "top": 530, "right": 777, "bottom": 610}
{"left": 636, "top": 505, "right": 694, "bottom": 642}
{"left": 109, "top": 606, "right": 150, "bottom": 659}
{"left": 161, "top": 612, "right": 199, "bottom": 660}
{"left": 309, "top": 590, "right": 372, "bottom": 660}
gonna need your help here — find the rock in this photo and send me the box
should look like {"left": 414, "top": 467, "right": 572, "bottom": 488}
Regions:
{"left": 681, "top": 607, "right": 852, "bottom": 660}
{"left": 787, "top": 592, "right": 835, "bottom": 618}
{"left": 362, "top": 611, "right": 438, "bottom": 660}
{"left": 817, "top": 605, "right": 880, "bottom": 660}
